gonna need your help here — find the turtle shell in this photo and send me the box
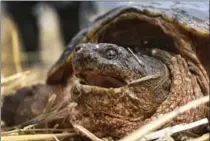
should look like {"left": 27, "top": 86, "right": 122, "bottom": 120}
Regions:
{"left": 47, "top": 2, "right": 209, "bottom": 95}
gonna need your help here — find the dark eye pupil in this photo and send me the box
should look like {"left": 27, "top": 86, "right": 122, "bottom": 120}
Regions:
{"left": 106, "top": 49, "right": 117, "bottom": 59}
{"left": 108, "top": 50, "right": 115, "bottom": 56}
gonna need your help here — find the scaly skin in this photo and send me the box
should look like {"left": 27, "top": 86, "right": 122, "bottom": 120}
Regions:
{"left": 69, "top": 43, "right": 173, "bottom": 138}
{"left": 2, "top": 42, "right": 207, "bottom": 140}
{"left": 68, "top": 44, "right": 208, "bottom": 139}
{"left": 112, "top": 49, "right": 208, "bottom": 138}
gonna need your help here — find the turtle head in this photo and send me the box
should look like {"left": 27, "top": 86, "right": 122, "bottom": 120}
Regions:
{"left": 72, "top": 43, "right": 145, "bottom": 88}
{"left": 72, "top": 43, "right": 167, "bottom": 89}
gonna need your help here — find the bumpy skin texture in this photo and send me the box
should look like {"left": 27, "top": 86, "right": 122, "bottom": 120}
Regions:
{"left": 67, "top": 43, "right": 208, "bottom": 138}
{"left": 1, "top": 83, "right": 72, "bottom": 127}
{"left": 2, "top": 3, "right": 209, "bottom": 140}
{"left": 47, "top": 3, "right": 209, "bottom": 89}
{"left": 45, "top": 4, "right": 209, "bottom": 138}
{"left": 2, "top": 84, "right": 52, "bottom": 126}
{"left": 144, "top": 49, "right": 208, "bottom": 131}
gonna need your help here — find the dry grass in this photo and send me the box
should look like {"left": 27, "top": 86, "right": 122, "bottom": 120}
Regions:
{"left": 2, "top": 133, "right": 76, "bottom": 141}
{"left": 1, "top": 90, "right": 209, "bottom": 141}
{"left": 1, "top": 70, "right": 47, "bottom": 98}
{"left": 1, "top": 64, "right": 209, "bottom": 141}
{"left": 1, "top": 5, "right": 209, "bottom": 141}
{"left": 1, "top": 13, "right": 23, "bottom": 77}
{"left": 120, "top": 95, "right": 209, "bottom": 141}
{"left": 1, "top": 47, "right": 208, "bottom": 141}
{"left": 189, "top": 133, "right": 209, "bottom": 141}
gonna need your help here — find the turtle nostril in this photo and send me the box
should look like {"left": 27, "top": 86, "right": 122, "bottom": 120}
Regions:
{"left": 75, "top": 45, "right": 83, "bottom": 53}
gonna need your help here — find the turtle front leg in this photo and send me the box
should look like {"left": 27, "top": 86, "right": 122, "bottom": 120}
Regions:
{"left": 142, "top": 49, "right": 208, "bottom": 133}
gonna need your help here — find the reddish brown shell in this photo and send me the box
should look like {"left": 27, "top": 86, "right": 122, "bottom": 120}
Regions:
{"left": 47, "top": 2, "right": 209, "bottom": 95}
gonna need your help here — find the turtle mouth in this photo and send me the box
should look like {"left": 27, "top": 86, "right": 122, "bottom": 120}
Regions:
{"left": 75, "top": 72, "right": 127, "bottom": 88}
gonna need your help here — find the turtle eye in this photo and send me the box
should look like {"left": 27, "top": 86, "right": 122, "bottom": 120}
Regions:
{"left": 105, "top": 48, "right": 118, "bottom": 60}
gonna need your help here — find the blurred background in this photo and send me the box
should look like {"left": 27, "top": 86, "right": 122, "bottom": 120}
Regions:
{"left": 1, "top": 1, "right": 94, "bottom": 78}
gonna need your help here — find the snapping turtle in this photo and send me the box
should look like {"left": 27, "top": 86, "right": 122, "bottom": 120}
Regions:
{"left": 2, "top": 2, "right": 209, "bottom": 139}
{"left": 70, "top": 43, "right": 173, "bottom": 137}
{"left": 45, "top": 2, "right": 209, "bottom": 138}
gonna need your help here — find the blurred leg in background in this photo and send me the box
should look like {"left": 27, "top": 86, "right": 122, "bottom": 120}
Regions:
{"left": 1, "top": 1, "right": 99, "bottom": 126}
{"left": 2, "top": 1, "right": 98, "bottom": 68}
{"left": 3, "top": 1, "right": 41, "bottom": 66}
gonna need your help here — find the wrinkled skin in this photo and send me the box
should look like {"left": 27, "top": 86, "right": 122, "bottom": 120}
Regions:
{"left": 68, "top": 43, "right": 208, "bottom": 138}
{"left": 1, "top": 84, "right": 51, "bottom": 126}
{"left": 43, "top": 5, "right": 208, "bottom": 138}
{"left": 1, "top": 84, "right": 71, "bottom": 127}
{"left": 1, "top": 3, "right": 209, "bottom": 140}
{"left": 1, "top": 43, "right": 208, "bottom": 140}
{"left": 69, "top": 43, "right": 172, "bottom": 137}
